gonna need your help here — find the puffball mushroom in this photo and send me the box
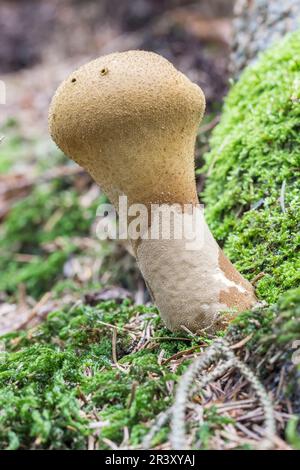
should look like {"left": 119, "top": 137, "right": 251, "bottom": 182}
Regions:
{"left": 49, "top": 50, "right": 257, "bottom": 333}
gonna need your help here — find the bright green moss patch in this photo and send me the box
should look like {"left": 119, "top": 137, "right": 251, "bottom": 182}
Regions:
{"left": 0, "top": 300, "right": 200, "bottom": 449}
{"left": 0, "top": 290, "right": 299, "bottom": 449}
{"left": 229, "top": 287, "right": 300, "bottom": 350}
{"left": 202, "top": 32, "right": 300, "bottom": 304}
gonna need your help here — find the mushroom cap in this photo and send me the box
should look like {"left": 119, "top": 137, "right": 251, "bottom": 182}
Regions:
{"left": 49, "top": 50, "right": 205, "bottom": 207}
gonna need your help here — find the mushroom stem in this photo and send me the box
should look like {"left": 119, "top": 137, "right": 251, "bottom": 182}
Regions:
{"left": 131, "top": 201, "right": 255, "bottom": 333}
{"left": 49, "top": 50, "right": 257, "bottom": 333}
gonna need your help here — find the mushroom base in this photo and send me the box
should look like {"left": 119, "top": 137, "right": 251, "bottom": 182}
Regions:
{"left": 135, "top": 207, "right": 257, "bottom": 333}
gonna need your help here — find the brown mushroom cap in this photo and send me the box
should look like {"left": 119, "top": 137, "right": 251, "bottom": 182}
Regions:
{"left": 49, "top": 50, "right": 205, "bottom": 209}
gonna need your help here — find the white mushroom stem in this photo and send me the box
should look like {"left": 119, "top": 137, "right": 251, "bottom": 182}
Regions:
{"left": 134, "top": 205, "right": 255, "bottom": 333}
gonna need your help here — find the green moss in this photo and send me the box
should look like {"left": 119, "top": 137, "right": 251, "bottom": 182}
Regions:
{"left": 200, "top": 33, "right": 300, "bottom": 446}
{"left": 286, "top": 417, "right": 300, "bottom": 449}
{"left": 0, "top": 288, "right": 299, "bottom": 449}
{"left": 202, "top": 32, "right": 300, "bottom": 304}
{"left": 228, "top": 287, "right": 300, "bottom": 424}
{"left": 229, "top": 287, "right": 300, "bottom": 348}
{"left": 0, "top": 300, "right": 198, "bottom": 449}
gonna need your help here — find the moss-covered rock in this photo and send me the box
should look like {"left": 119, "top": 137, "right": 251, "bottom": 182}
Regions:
{"left": 202, "top": 31, "right": 300, "bottom": 304}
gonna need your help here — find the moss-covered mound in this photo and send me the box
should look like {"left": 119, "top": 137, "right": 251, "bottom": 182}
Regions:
{"left": 201, "top": 32, "right": 300, "bottom": 445}
{"left": 202, "top": 31, "right": 300, "bottom": 304}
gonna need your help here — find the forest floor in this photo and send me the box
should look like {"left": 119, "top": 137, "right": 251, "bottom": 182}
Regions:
{"left": 0, "top": 0, "right": 299, "bottom": 451}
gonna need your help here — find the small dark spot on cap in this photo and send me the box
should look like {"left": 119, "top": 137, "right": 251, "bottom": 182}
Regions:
{"left": 71, "top": 78, "right": 77, "bottom": 83}
{"left": 100, "top": 67, "right": 108, "bottom": 76}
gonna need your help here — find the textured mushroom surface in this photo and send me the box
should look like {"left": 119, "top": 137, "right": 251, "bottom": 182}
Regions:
{"left": 49, "top": 51, "right": 204, "bottom": 209}
{"left": 49, "top": 50, "right": 256, "bottom": 332}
